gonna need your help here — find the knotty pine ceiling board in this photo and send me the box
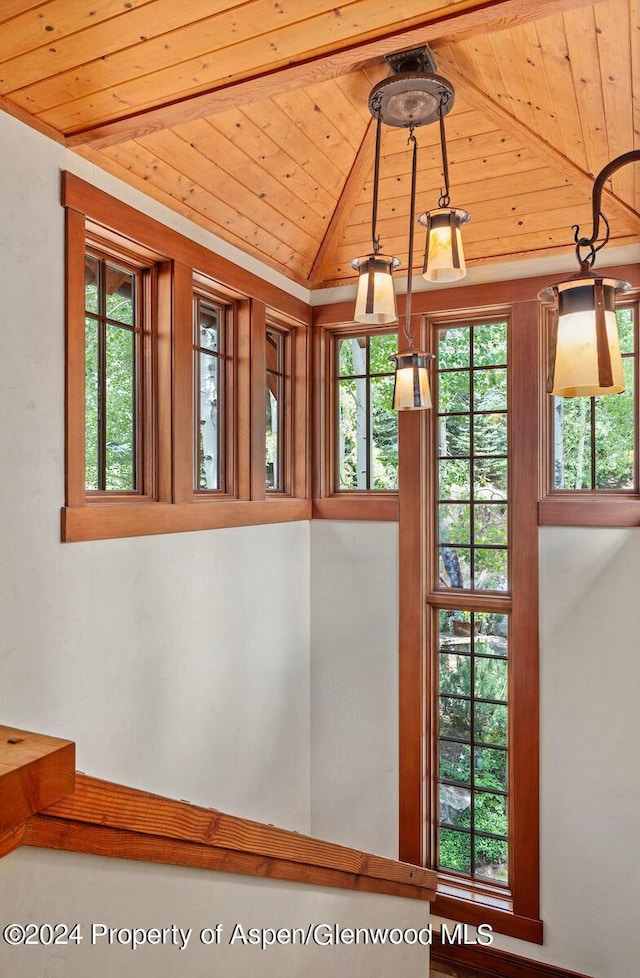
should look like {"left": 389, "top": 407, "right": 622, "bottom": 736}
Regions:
{"left": 0, "top": 0, "right": 494, "bottom": 135}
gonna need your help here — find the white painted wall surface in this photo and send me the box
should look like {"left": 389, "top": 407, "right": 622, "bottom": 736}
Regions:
{"left": 310, "top": 521, "right": 399, "bottom": 858}
{"left": 0, "top": 847, "right": 431, "bottom": 978}
{"left": 0, "top": 109, "right": 310, "bottom": 832}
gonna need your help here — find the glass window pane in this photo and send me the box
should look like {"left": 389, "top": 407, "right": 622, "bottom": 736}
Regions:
{"left": 440, "top": 741, "right": 471, "bottom": 785}
{"left": 339, "top": 336, "right": 367, "bottom": 377}
{"left": 439, "top": 828, "right": 472, "bottom": 874}
{"left": 439, "top": 458, "right": 470, "bottom": 500}
{"left": 198, "top": 351, "right": 220, "bottom": 490}
{"left": 338, "top": 377, "right": 366, "bottom": 489}
{"left": 475, "top": 457, "right": 507, "bottom": 500}
{"left": 439, "top": 504, "right": 471, "bottom": 545}
{"left": 475, "top": 702, "right": 508, "bottom": 746}
{"left": 85, "top": 256, "right": 99, "bottom": 314}
{"left": 474, "top": 546, "right": 508, "bottom": 591}
{"left": 438, "top": 326, "right": 470, "bottom": 370}
{"left": 475, "top": 836, "right": 508, "bottom": 884}
{"left": 105, "top": 263, "right": 134, "bottom": 325}
{"left": 440, "top": 784, "right": 471, "bottom": 828}
{"left": 552, "top": 396, "right": 593, "bottom": 490}
{"left": 475, "top": 656, "right": 508, "bottom": 703}
{"left": 440, "top": 697, "right": 471, "bottom": 742}
{"left": 105, "top": 324, "right": 135, "bottom": 491}
{"left": 439, "top": 414, "right": 470, "bottom": 457}
{"left": 474, "top": 746, "right": 507, "bottom": 791}
{"left": 438, "top": 370, "right": 470, "bottom": 413}
{"left": 85, "top": 317, "right": 99, "bottom": 490}
{"left": 369, "top": 332, "right": 397, "bottom": 372}
{"left": 474, "top": 503, "right": 507, "bottom": 546}
{"left": 474, "top": 790, "right": 508, "bottom": 835}
{"left": 266, "top": 325, "right": 282, "bottom": 370}
{"left": 370, "top": 375, "right": 398, "bottom": 489}
{"left": 199, "top": 304, "right": 220, "bottom": 352}
{"left": 594, "top": 358, "right": 635, "bottom": 489}
{"left": 472, "top": 322, "right": 507, "bottom": 366}
{"left": 439, "top": 547, "right": 471, "bottom": 589}
{"left": 617, "top": 307, "right": 635, "bottom": 354}
{"left": 474, "top": 367, "right": 507, "bottom": 412}
{"left": 474, "top": 613, "right": 508, "bottom": 657}
{"left": 473, "top": 412, "right": 507, "bottom": 457}
{"left": 439, "top": 652, "right": 471, "bottom": 696}
{"left": 265, "top": 382, "right": 280, "bottom": 490}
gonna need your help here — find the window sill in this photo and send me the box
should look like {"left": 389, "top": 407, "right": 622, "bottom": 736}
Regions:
{"left": 312, "top": 493, "right": 398, "bottom": 521}
{"left": 433, "top": 878, "right": 543, "bottom": 943}
{"left": 538, "top": 495, "right": 640, "bottom": 527}
{"left": 62, "top": 498, "right": 311, "bottom": 542}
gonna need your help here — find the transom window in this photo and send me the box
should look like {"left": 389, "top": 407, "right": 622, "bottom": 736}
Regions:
{"left": 550, "top": 302, "right": 638, "bottom": 492}
{"left": 194, "top": 295, "right": 229, "bottom": 493}
{"left": 84, "top": 250, "right": 148, "bottom": 493}
{"left": 335, "top": 331, "right": 398, "bottom": 491}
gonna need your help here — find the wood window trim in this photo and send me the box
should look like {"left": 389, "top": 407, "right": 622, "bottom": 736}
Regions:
{"left": 312, "top": 321, "right": 399, "bottom": 520}
{"left": 539, "top": 286, "right": 640, "bottom": 527}
{"left": 63, "top": 172, "right": 309, "bottom": 542}
{"left": 398, "top": 301, "right": 542, "bottom": 944}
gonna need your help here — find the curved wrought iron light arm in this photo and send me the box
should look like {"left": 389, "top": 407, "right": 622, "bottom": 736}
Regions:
{"left": 574, "top": 149, "right": 640, "bottom": 267}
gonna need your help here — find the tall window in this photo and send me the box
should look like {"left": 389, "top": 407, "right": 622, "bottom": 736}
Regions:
{"left": 335, "top": 330, "right": 398, "bottom": 490}
{"left": 194, "top": 294, "right": 229, "bottom": 492}
{"left": 84, "top": 250, "right": 148, "bottom": 493}
{"left": 433, "top": 319, "right": 510, "bottom": 887}
{"left": 266, "top": 325, "right": 286, "bottom": 492}
{"left": 550, "top": 301, "right": 638, "bottom": 492}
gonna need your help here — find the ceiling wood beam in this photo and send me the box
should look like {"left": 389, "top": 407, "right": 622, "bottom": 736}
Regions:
{"left": 66, "top": 0, "right": 603, "bottom": 150}
{"left": 436, "top": 54, "right": 640, "bottom": 236}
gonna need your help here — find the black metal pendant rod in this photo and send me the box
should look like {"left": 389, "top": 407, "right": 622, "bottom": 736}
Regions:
{"left": 371, "top": 110, "right": 383, "bottom": 253}
{"left": 574, "top": 149, "right": 640, "bottom": 266}
{"left": 437, "top": 99, "right": 451, "bottom": 208}
{"left": 403, "top": 126, "right": 418, "bottom": 350}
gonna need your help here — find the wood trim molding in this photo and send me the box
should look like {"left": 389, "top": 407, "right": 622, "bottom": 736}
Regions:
{"left": 62, "top": 172, "right": 310, "bottom": 325}
{"left": 538, "top": 496, "right": 640, "bottom": 526}
{"left": 431, "top": 930, "right": 594, "bottom": 978}
{"left": 312, "top": 495, "right": 398, "bottom": 521}
{"left": 62, "top": 498, "right": 311, "bottom": 542}
{"left": 0, "top": 725, "right": 75, "bottom": 858}
{"left": 24, "top": 774, "right": 437, "bottom": 903}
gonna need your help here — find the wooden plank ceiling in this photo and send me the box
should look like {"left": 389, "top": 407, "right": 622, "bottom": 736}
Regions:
{"left": 0, "top": 0, "right": 638, "bottom": 288}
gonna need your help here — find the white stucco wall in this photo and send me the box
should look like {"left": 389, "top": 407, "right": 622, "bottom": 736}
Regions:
{"left": 310, "top": 521, "right": 399, "bottom": 857}
{"left": 0, "top": 109, "right": 310, "bottom": 832}
{"left": 0, "top": 847, "right": 431, "bottom": 978}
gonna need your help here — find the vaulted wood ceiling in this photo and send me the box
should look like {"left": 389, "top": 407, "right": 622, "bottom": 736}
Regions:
{"left": 1, "top": 0, "right": 638, "bottom": 288}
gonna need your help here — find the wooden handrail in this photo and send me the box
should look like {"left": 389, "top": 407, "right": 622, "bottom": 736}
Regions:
{"left": 24, "top": 773, "right": 437, "bottom": 902}
{"left": 0, "top": 725, "right": 75, "bottom": 858}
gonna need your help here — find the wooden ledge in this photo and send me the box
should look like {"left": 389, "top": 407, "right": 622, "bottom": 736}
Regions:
{"left": 0, "top": 725, "right": 75, "bottom": 858}
{"left": 24, "top": 774, "right": 436, "bottom": 902}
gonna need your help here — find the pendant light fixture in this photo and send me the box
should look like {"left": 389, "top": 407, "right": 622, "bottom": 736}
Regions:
{"left": 351, "top": 46, "right": 459, "bottom": 409}
{"left": 351, "top": 106, "right": 400, "bottom": 324}
{"left": 539, "top": 150, "right": 640, "bottom": 397}
{"left": 418, "top": 100, "right": 470, "bottom": 283}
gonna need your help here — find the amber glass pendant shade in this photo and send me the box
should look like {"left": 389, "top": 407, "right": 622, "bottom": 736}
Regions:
{"left": 391, "top": 352, "right": 432, "bottom": 410}
{"left": 351, "top": 255, "right": 401, "bottom": 325}
{"left": 540, "top": 277, "right": 628, "bottom": 397}
{"left": 419, "top": 207, "right": 470, "bottom": 283}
